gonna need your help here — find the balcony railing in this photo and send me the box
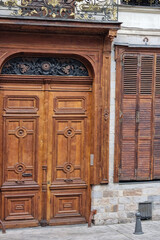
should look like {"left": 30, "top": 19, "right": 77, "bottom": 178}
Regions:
{"left": 0, "top": 0, "right": 118, "bottom": 22}
{"left": 121, "top": 0, "right": 160, "bottom": 6}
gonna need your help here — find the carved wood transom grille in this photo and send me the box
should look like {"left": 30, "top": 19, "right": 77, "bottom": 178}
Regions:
{"left": 1, "top": 57, "right": 89, "bottom": 76}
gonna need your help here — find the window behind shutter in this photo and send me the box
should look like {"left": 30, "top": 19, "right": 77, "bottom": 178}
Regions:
{"left": 137, "top": 56, "right": 153, "bottom": 180}
{"left": 140, "top": 56, "right": 153, "bottom": 95}
{"left": 123, "top": 55, "right": 137, "bottom": 95}
{"left": 120, "top": 54, "right": 154, "bottom": 181}
{"left": 137, "top": 98, "right": 152, "bottom": 180}
{"left": 120, "top": 98, "right": 136, "bottom": 180}
{"left": 120, "top": 55, "right": 138, "bottom": 180}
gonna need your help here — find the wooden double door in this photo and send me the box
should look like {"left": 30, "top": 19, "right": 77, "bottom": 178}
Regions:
{"left": 0, "top": 79, "right": 92, "bottom": 227}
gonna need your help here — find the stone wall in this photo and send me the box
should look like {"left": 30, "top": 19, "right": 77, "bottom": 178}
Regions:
{"left": 92, "top": 183, "right": 160, "bottom": 225}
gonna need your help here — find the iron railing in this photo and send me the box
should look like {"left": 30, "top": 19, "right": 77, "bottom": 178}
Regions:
{"left": 121, "top": 0, "right": 160, "bottom": 6}
{"left": 0, "top": 0, "right": 118, "bottom": 22}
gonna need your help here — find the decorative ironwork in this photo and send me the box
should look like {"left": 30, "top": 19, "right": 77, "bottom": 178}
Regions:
{"left": 0, "top": 0, "right": 118, "bottom": 22}
{"left": 1, "top": 57, "right": 89, "bottom": 76}
{"left": 121, "top": 0, "right": 160, "bottom": 6}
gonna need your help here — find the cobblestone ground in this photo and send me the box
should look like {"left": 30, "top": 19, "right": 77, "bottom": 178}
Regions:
{"left": 0, "top": 221, "right": 159, "bottom": 240}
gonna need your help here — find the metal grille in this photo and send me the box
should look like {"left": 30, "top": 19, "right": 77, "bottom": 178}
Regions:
{"left": 139, "top": 202, "right": 152, "bottom": 220}
{"left": 0, "top": 0, "right": 118, "bottom": 22}
{"left": 121, "top": 0, "right": 160, "bottom": 6}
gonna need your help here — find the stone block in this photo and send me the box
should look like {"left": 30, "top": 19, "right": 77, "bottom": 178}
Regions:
{"left": 118, "top": 204, "right": 125, "bottom": 211}
{"left": 92, "top": 191, "right": 103, "bottom": 199}
{"left": 123, "top": 189, "right": 142, "bottom": 196}
{"left": 107, "top": 212, "right": 119, "bottom": 219}
{"left": 118, "top": 197, "right": 132, "bottom": 204}
{"left": 125, "top": 203, "right": 137, "bottom": 211}
{"left": 104, "top": 219, "right": 118, "bottom": 225}
{"left": 132, "top": 196, "right": 148, "bottom": 203}
{"left": 148, "top": 195, "right": 160, "bottom": 202}
{"left": 109, "top": 197, "right": 118, "bottom": 205}
{"left": 103, "top": 190, "right": 119, "bottom": 198}
{"left": 143, "top": 188, "right": 160, "bottom": 195}
{"left": 127, "top": 212, "right": 135, "bottom": 218}
{"left": 118, "top": 211, "right": 127, "bottom": 219}
{"left": 111, "top": 205, "right": 118, "bottom": 212}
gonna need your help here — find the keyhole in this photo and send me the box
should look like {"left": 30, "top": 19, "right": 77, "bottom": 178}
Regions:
{"left": 67, "top": 130, "right": 72, "bottom": 135}
{"left": 67, "top": 165, "right": 71, "bottom": 170}
{"left": 18, "top": 130, "right": 24, "bottom": 135}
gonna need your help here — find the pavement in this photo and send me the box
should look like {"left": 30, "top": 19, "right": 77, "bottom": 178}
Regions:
{"left": 0, "top": 220, "right": 159, "bottom": 240}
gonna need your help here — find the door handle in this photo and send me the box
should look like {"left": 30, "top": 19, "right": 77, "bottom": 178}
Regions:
{"left": 22, "top": 173, "right": 32, "bottom": 177}
{"left": 64, "top": 179, "right": 73, "bottom": 183}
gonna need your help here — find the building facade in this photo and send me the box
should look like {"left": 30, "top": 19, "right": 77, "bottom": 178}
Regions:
{"left": 92, "top": 0, "right": 160, "bottom": 224}
{"left": 0, "top": 0, "right": 160, "bottom": 228}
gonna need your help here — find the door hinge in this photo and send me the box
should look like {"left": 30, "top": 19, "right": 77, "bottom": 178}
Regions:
{"left": 90, "top": 154, "right": 94, "bottom": 166}
{"left": 135, "top": 168, "right": 137, "bottom": 177}
{"left": 119, "top": 110, "right": 123, "bottom": 123}
{"left": 136, "top": 111, "right": 139, "bottom": 123}
{"left": 118, "top": 168, "right": 121, "bottom": 177}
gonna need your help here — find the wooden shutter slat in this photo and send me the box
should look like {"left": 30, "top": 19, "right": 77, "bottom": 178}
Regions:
{"left": 137, "top": 98, "right": 152, "bottom": 180}
{"left": 156, "top": 56, "right": 160, "bottom": 95}
{"left": 153, "top": 98, "right": 160, "bottom": 178}
{"left": 137, "top": 140, "right": 151, "bottom": 180}
{"left": 139, "top": 98, "right": 152, "bottom": 138}
{"left": 140, "top": 56, "right": 153, "bottom": 95}
{"left": 122, "top": 99, "right": 136, "bottom": 138}
{"left": 120, "top": 98, "right": 136, "bottom": 180}
{"left": 120, "top": 140, "right": 136, "bottom": 180}
{"left": 123, "top": 55, "right": 138, "bottom": 95}
{"left": 153, "top": 140, "right": 160, "bottom": 178}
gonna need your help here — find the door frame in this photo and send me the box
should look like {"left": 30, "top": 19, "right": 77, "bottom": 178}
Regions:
{"left": 0, "top": 27, "right": 119, "bottom": 227}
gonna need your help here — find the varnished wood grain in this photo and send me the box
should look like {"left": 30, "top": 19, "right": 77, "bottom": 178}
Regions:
{"left": 0, "top": 22, "right": 119, "bottom": 227}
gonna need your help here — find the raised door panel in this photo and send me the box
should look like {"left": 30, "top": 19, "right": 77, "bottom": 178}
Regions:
{"left": 0, "top": 91, "right": 43, "bottom": 227}
{"left": 50, "top": 92, "right": 90, "bottom": 186}
{"left": 49, "top": 91, "right": 91, "bottom": 224}
{"left": 4, "top": 117, "right": 38, "bottom": 184}
{"left": 3, "top": 192, "right": 38, "bottom": 221}
{"left": 52, "top": 117, "right": 86, "bottom": 183}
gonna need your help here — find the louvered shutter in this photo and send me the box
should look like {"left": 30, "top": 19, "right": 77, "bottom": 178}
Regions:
{"left": 154, "top": 55, "right": 160, "bottom": 178}
{"left": 137, "top": 56, "right": 153, "bottom": 180}
{"left": 119, "top": 55, "right": 138, "bottom": 180}
{"left": 120, "top": 54, "right": 154, "bottom": 181}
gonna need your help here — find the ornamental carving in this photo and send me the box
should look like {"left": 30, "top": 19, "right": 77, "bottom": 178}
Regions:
{"left": 0, "top": 0, "right": 118, "bottom": 22}
{"left": 63, "top": 162, "right": 74, "bottom": 173}
{"left": 64, "top": 127, "right": 75, "bottom": 138}
{"left": 14, "top": 163, "right": 26, "bottom": 173}
{"left": 1, "top": 57, "right": 89, "bottom": 76}
{"left": 15, "top": 127, "right": 27, "bottom": 138}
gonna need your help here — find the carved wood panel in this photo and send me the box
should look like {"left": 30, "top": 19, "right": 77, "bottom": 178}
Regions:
{"left": 0, "top": 86, "right": 92, "bottom": 227}
{"left": 52, "top": 117, "right": 86, "bottom": 183}
{"left": 4, "top": 193, "right": 37, "bottom": 221}
{"left": 3, "top": 117, "right": 38, "bottom": 184}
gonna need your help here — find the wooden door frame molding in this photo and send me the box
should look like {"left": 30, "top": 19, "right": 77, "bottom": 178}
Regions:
{"left": 0, "top": 24, "right": 119, "bottom": 227}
